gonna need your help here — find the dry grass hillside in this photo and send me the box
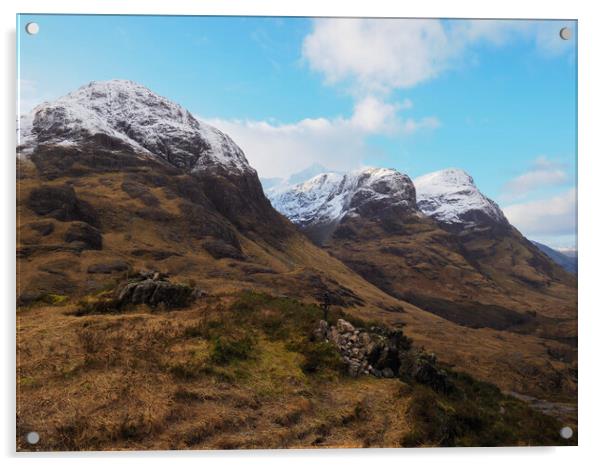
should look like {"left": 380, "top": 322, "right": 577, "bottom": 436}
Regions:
{"left": 17, "top": 293, "right": 575, "bottom": 450}
{"left": 17, "top": 146, "right": 577, "bottom": 450}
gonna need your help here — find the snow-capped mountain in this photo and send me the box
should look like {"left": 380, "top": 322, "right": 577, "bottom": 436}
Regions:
{"left": 18, "top": 80, "right": 251, "bottom": 174}
{"left": 268, "top": 167, "right": 416, "bottom": 228}
{"left": 261, "top": 164, "right": 337, "bottom": 197}
{"left": 414, "top": 168, "right": 508, "bottom": 229}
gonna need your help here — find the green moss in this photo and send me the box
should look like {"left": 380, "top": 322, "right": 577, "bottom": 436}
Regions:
{"left": 31, "top": 293, "right": 70, "bottom": 306}
{"left": 19, "top": 376, "right": 39, "bottom": 387}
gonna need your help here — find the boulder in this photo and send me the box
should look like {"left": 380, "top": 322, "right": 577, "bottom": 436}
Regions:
{"left": 116, "top": 274, "right": 195, "bottom": 308}
{"left": 313, "top": 320, "right": 329, "bottom": 341}
{"left": 408, "top": 352, "right": 451, "bottom": 394}
{"left": 313, "top": 318, "right": 449, "bottom": 390}
{"left": 336, "top": 319, "right": 355, "bottom": 334}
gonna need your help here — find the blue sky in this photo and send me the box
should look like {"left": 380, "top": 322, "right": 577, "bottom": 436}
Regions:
{"left": 17, "top": 15, "right": 577, "bottom": 248}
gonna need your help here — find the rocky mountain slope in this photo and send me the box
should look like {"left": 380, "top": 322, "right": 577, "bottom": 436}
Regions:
{"left": 17, "top": 80, "right": 411, "bottom": 318}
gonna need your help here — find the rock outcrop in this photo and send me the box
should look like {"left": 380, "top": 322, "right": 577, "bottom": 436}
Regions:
{"left": 63, "top": 221, "right": 103, "bottom": 250}
{"left": 116, "top": 271, "right": 198, "bottom": 309}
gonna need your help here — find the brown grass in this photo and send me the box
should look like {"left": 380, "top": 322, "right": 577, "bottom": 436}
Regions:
{"left": 16, "top": 158, "right": 576, "bottom": 449}
{"left": 16, "top": 299, "right": 416, "bottom": 451}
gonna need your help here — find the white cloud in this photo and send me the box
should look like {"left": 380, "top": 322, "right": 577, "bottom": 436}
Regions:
{"left": 302, "top": 19, "right": 453, "bottom": 94}
{"left": 503, "top": 188, "right": 576, "bottom": 237}
{"left": 502, "top": 156, "right": 568, "bottom": 199}
{"left": 205, "top": 99, "right": 438, "bottom": 179}
{"left": 350, "top": 96, "right": 399, "bottom": 133}
{"left": 349, "top": 96, "right": 439, "bottom": 134}
{"left": 206, "top": 116, "right": 366, "bottom": 179}
{"left": 302, "top": 19, "right": 573, "bottom": 95}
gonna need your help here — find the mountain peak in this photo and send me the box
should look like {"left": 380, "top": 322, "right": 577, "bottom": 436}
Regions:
{"left": 18, "top": 80, "right": 252, "bottom": 174}
{"left": 414, "top": 168, "right": 507, "bottom": 228}
{"left": 268, "top": 167, "right": 416, "bottom": 232}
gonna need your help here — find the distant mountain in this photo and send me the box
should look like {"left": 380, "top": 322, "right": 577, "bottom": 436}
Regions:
{"left": 261, "top": 163, "right": 336, "bottom": 198}
{"left": 269, "top": 167, "right": 577, "bottom": 354}
{"left": 269, "top": 168, "right": 415, "bottom": 244}
{"left": 532, "top": 241, "right": 578, "bottom": 274}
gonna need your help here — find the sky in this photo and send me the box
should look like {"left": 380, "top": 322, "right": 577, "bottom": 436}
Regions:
{"left": 17, "top": 15, "right": 577, "bottom": 249}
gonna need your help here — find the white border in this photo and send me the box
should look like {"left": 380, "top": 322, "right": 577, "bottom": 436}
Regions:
{"left": 2, "top": 1, "right": 600, "bottom": 465}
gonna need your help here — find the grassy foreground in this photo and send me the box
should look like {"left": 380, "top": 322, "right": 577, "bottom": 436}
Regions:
{"left": 17, "top": 291, "right": 576, "bottom": 450}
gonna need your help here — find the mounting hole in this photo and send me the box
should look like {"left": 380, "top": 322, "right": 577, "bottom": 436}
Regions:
{"left": 559, "top": 27, "right": 572, "bottom": 40}
{"left": 560, "top": 426, "right": 573, "bottom": 439}
{"left": 26, "top": 431, "right": 40, "bottom": 444}
{"left": 25, "top": 22, "right": 39, "bottom": 35}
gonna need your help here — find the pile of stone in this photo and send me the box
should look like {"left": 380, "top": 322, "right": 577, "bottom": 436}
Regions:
{"left": 314, "top": 318, "right": 451, "bottom": 393}
{"left": 314, "top": 318, "right": 410, "bottom": 377}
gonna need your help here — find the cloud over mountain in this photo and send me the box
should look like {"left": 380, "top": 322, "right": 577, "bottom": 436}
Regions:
{"left": 503, "top": 188, "right": 576, "bottom": 237}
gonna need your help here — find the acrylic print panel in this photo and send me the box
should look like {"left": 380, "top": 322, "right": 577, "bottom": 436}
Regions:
{"left": 16, "top": 14, "right": 577, "bottom": 451}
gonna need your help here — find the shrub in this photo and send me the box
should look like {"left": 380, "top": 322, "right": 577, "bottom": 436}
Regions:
{"left": 210, "top": 335, "right": 255, "bottom": 365}
{"left": 401, "top": 387, "right": 461, "bottom": 447}
{"left": 296, "top": 341, "right": 344, "bottom": 375}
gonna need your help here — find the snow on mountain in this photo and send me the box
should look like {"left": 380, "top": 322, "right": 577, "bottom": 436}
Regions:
{"left": 261, "top": 164, "right": 337, "bottom": 198}
{"left": 18, "top": 80, "right": 252, "bottom": 174}
{"left": 268, "top": 167, "right": 415, "bottom": 227}
{"left": 414, "top": 168, "right": 508, "bottom": 227}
